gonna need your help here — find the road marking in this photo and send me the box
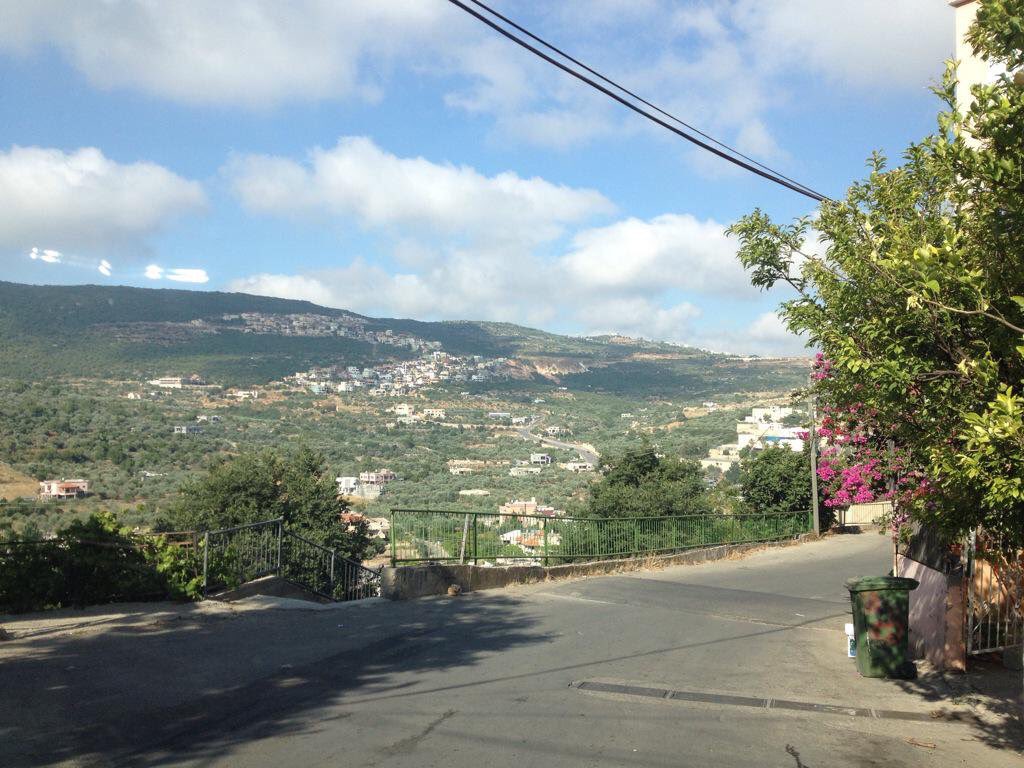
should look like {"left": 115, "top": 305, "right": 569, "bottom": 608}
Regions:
{"left": 572, "top": 681, "right": 976, "bottom": 723}
{"left": 534, "top": 592, "right": 617, "bottom": 606}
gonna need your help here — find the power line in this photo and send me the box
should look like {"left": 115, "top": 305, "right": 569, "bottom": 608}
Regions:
{"left": 464, "top": 0, "right": 824, "bottom": 200}
{"left": 447, "top": 0, "right": 828, "bottom": 202}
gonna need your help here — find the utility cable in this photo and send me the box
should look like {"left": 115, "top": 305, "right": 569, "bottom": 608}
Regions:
{"left": 464, "top": 0, "right": 826, "bottom": 200}
{"left": 447, "top": 0, "right": 828, "bottom": 202}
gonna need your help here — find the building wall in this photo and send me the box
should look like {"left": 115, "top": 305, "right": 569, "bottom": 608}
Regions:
{"left": 951, "top": 1, "right": 1006, "bottom": 131}
{"left": 898, "top": 554, "right": 948, "bottom": 667}
{"left": 842, "top": 501, "right": 890, "bottom": 526}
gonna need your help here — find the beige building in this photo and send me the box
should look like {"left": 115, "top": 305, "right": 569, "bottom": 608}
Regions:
{"left": 39, "top": 479, "right": 89, "bottom": 500}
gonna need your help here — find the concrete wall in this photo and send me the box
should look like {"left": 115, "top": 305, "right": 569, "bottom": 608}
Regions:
{"left": 897, "top": 554, "right": 966, "bottom": 672}
{"left": 381, "top": 536, "right": 812, "bottom": 601}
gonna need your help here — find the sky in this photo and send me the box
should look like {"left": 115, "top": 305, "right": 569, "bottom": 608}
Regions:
{"left": 0, "top": 0, "right": 956, "bottom": 356}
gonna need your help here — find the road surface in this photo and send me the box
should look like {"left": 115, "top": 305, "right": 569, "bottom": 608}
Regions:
{"left": 516, "top": 420, "right": 599, "bottom": 465}
{"left": 2, "top": 533, "right": 1019, "bottom": 767}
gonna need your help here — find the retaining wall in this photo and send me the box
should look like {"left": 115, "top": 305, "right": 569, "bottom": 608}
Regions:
{"left": 380, "top": 535, "right": 814, "bottom": 600}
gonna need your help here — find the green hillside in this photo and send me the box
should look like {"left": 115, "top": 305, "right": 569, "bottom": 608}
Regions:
{"left": 0, "top": 281, "right": 808, "bottom": 393}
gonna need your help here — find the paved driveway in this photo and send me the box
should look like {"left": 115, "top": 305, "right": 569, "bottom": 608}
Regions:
{"left": 2, "top": 533, "right": 1020, "bottom": 767}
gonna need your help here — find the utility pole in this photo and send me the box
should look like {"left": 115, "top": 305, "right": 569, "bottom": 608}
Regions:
{"left": 809, "top": 394, "right": 821, "bottom": 536}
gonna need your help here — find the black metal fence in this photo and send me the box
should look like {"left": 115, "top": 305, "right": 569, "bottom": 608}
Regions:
{"left": 201, "top": 518, "right": 381, "bottom": 601}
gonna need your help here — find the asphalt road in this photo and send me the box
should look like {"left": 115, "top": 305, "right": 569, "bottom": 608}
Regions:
{"left": 2, "top": 533, "right": 1019, "bottom": 767}
{"left": 515, "top": 422, "right": 599, "bottom": 464}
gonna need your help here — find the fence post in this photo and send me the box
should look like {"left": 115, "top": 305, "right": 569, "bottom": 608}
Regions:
{"left": 459, "top": 514, "right": 470, "bottom": 564}
{"left": 276, "top": 519, "right": 283, "bottom": 574}
{"left": 543, "top": 520, "right": 549, "bottom": 567}
{"left": 389, "top": 509, "right": 397, "bottom": 567}
{"left": 202, "top": 531, "right": 210, "bottom": 596}
{"left": 329, "top": 549, "right": 336, "bottom": 590}
{"left": 473, "top": 515, "right": 479, "bottom": 565}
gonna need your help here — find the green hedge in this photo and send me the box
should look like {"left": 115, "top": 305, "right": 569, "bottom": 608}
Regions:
{"left": 0, "top": 512, "right": 202, "bottom": 613}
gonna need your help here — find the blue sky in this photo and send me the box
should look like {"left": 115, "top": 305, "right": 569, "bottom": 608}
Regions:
{"left": 0, "top": 1, "right": 955, "bottom": 355}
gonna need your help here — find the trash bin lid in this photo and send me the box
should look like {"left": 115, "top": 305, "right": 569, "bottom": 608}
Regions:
{"left": 844, "top": 576, "right": 919, "bottom": 592}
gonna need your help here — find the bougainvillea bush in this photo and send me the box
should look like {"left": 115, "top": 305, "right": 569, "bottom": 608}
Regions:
{"left": 729, "top": 5, "right": 1024, "bottom": 543}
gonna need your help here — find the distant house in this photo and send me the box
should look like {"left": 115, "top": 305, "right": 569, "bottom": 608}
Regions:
{"left": 487, "top": 411, "right": 511, "bottom": 420}
{"left": 561, "top": 461, "right": 594, "bottom": 473}
{"left": 423, "top": 408, "right": 446, "bottom": 419}
{"left": 544, "top": 426, "right": 563, "bottom": 436}
{"left": 149, "top": 377, "right": 183, "bottom": 389}
{"left": 39, "top": 479, "right": 89, "bottom": 500}
{"left": 511, "top": 416, "right": 529, "bottom": 425}
{"left": 509, "top": 466, "right": 542, "bottom": 477}
{"left": 530, "top": 453, "right": 553, "bottom": 465}
{"left": 336, "top": 476, "right": 358, "bottom": 495}
{"left": 499, "top": 498, "right": 539, "bottom": 519}
{"left": 450, "top": 466, "right": 476, "bottom": 476}
{"left": 393, "top": 403, "right": 414, "bottom": 417}
{"left": 173, "top": 425, "right": 203, "bottom": 436}
{"left": 359, "top": 469, "right": 397, "bottom": 485}
{"left": 228, "top": 389, "right": 259, "bottom": 400}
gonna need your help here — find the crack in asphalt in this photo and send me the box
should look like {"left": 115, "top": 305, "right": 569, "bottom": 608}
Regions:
{"left": 379, "top": 709, "right": 457, "bottom": 756}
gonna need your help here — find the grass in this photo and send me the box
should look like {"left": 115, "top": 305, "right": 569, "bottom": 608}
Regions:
{"left": 0, "top": 463, "right": 37, "bottom": 501}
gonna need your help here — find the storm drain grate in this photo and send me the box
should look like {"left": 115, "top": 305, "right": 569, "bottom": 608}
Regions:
{"left": 573, "top": 681, "right": 972, "bottom": 723}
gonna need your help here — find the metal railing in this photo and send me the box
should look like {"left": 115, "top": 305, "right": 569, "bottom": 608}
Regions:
{"left": 389, "top": 509, "right": 810, "bottom": 566}
{"left": 966, "top": 527, "right": 1024, "bottom": 656}
{"left": 202, "top": 518, "right": 283, "bottom": 594}
{"left": 201, "top": 518, "right": 381, "bottom": 601}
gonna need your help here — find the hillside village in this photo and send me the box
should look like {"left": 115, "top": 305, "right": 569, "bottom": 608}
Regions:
{"left": 222, "top": 311, "right": 441, "bottom": 353}
{"left": 699, "top": 405, "right": 806, "bottom": 475}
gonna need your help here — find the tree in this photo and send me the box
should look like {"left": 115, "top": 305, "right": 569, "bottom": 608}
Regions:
{"left": 172, "top": 447, "right": 376, "bottom": 562}
{"left": 739, "top": 446, "right": 809, "bottom": 516}
{"left": 728, "top": 7, "right": 1024, "bottom": 542}
{"left": 738, "top": 446, "right": 831, "bottom": 526}
{"left": 588, "top": 448, "right": 710, "bottom": 519}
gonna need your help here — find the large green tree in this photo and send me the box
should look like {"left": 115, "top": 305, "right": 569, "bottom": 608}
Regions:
{"left": 588, "top": 448, "right": 710, "bottom": 518}
{"left": 172, "top": 447, "right": 376, "bottom": 562}
{"left": 728, "top": 3, "right": 1024, "bottom": 541}
{"left": 739, "top": 446, "right": 818, "bottom": 519}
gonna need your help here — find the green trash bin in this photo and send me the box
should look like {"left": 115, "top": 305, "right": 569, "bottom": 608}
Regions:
{"left": 845, "top": 576, "right": 919, "bottom": 679}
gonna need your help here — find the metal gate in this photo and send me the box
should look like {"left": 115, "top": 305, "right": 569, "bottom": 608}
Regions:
{"left": 201, "top": 518, "right": 382, "bottom": 601}
{"left": 966, "top": 528, "right": 1024, "bottom": 656}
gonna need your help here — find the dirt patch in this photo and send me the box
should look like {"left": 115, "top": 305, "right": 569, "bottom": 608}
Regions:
{"left": 0, "top": 463, "right": 37, "bottom": 500}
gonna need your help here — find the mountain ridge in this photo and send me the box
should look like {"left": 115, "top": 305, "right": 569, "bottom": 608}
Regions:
{"left": 0, "top": 281, "right": 807, "bottom": 394}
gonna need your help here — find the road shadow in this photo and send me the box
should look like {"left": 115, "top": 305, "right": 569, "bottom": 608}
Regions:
{"left": 889, "top": 656, "right": 1024, "bottom": 754}
{"left": 0, "top": 594, "right": 550, "bottom": 767}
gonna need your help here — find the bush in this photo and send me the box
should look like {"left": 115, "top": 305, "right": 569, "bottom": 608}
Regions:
{"left": 0, "top": 511, "right": 202, "bottom": 613}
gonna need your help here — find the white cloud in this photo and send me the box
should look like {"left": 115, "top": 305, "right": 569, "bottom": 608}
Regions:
{"left": 558, "top": 213, "right": 753, "bottom": 296}
{"left": 0, "top": 0, "right": 449, "bottom": 108}
{"left": 687, "top": 311, "right": 808, "bottom": 357}
{"left": 144, "top": 265, "right": 209, "bottom": 284}
{"left": 225, "top": 133, "right": 777, "bottom": 349}
{"left": 165, "top": 268, "right": 209, "bottom": 284}
{"left": 29, "top": 246, "right": 62, "bottom": 263}
{"left": 731, "top": 0, "right": 950, "bottom": 90}
{"left": 0, "top": 146, "right": 205, "bottom": 253}
{"left": 577, "top": 298, "right": 703, "bottom": 343}
{"left": 227, "top": 136, "right": 614, "bottom": 243}
{"left": 0, "top": 1, "right": 950, "bottom": 157}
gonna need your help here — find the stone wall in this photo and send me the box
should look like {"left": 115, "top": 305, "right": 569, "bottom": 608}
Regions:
{"left": 380, "top": 536, "right": 813, "bottom": 601}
